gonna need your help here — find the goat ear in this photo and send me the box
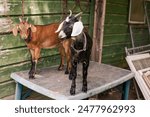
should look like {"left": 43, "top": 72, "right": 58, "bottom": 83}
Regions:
{"left": 12, "top": 25, "right": 18, "bottom": 36}
{"left": 30, "top": 24, "right": 36, "bottom": 32}
{"left": 71, "top": 21, "right": 84, "bottom": 37}
{"left": 55, "top": 21, "right": 64, "bottom": 33}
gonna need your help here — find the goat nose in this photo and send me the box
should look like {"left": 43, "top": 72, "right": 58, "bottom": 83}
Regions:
{"left": 21, "top": 35, "right": 27, "bottom": 39}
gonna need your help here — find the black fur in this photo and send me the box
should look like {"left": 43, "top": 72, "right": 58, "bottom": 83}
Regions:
{"left": 29, "top": 60, "right": 36, "bottom": 79}
{"left": 58, "top": 15, "right": 93, "bottom": 95}
{"left": 69, "top": 32, "right": 92, "bottom": 95}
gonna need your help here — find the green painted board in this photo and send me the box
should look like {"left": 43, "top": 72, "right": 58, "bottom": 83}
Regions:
{"left": 103, "top": 32, "right": 149, "bottom": 45}
{"left": 0, "top": 55, "right": 60, "bottom": 83}
{"left": 103, "top": 34, "right": 130, "bottom": 45}
{"left": 105, "top": 14, "right": 127, "bottom": 24}
{"left": 104, "top": 24, "right": 128, "bottom": 35}
{"left": 0, "top": 47, "right": 58, "bottom": 67}
{"left": 102, "top": 52, "right": 125, "bottom": 66}
{"left": 107, "top": 0, "right": 128, "bottom": 5}
{"left": 0, "top": 34, "right": 26, "bottom": 49}
{"left": 0, "top": 1, "right": 89, "bottom": 16}
{"left": 0, "top": 81, "right": 16, "bottom": 98}
{"left": 106, "top": 3, "right": 128, "bottom": 15}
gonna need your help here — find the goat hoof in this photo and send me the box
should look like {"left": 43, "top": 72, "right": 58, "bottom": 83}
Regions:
{"left": 70, "top": 88, "right": 75, "bottom": 95}
{"left": 82, "top": 86, "right": 87, "bottom": 93}
{"left": 65, "top": 70, "right": 69, "bottom": 74}
{"left": 58, "top": 66, "right": 64, "bottom": 71}
{"left": 29, "top": 75, "right": 35, "bottom": 79}
{"left": 69, "top": 74, "right": 73, "bottom": 80}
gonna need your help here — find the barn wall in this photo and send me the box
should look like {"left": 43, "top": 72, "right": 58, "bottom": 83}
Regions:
{"left": 0, "top": 0, "right": 91, "bottom": 98}
{"left": 102, "top": 0, "right": 150, "bottom": 67}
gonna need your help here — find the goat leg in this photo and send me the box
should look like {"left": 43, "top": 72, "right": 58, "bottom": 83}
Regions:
{"left": 29, "top": 48, "right": 40, "bottom": 79}
{"left": 82, "top": 61, "right": 89, "bottom": 93}
{"left": 70, "top": 79, "right": 76, "bottom": 95}
{"left": 58, "top": 46, "right": 65, "bottom": 71}
{"left": 63, "top": 40, "right": 72, "bottom": 74}
{"left": 65, "top": 53, "right": 71, "bottom": 74}
{"left": 29, "top": 60, "right": 36, "bottom": 79}
{"left": 69, "top": 61, "right": 77, "bottom": 95}
{"left": 69, "top": 60, "right": 77, "bottom": 80}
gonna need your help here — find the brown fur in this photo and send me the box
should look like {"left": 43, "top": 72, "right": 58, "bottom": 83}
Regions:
{"left": 12, "top": 21, "right": 71, "bottom": 79}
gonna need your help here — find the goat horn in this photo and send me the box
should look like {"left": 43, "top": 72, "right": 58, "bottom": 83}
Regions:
{"left": 74, "top": 12, "right": 83, "bottom": 18}
{"left": 19, "top": 17, "right": 23, "bottom": 22}
{"left": 26, "top": 17, "right": 28, "bottom": 22}
{"left": 69, "top": 10, "right": 72, "bottom": 16}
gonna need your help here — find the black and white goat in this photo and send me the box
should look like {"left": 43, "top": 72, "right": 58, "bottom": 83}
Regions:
{"left": 56, "top": 11, "right": 93, "bottom": 95}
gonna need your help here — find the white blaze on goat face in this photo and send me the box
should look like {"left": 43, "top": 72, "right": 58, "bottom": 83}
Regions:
{"left": 65, "top": 16, "right": 70, "bottom": 22}
{"left": 58, "top": 30, "right": 67, "bottom": 38}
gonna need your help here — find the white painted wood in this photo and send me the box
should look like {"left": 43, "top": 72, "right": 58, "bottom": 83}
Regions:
{"left": 126, "top": 54, "right": 150, "bottom": 99}
{"left": 126, "top": 53, "right": 150, "bottom": 61}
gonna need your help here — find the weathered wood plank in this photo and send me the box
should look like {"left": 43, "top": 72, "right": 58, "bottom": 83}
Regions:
{"left": 0, "top": 1, "right": 90, "bottom": 33}
{"left": 107, "top": 0, "right": 128, "bottom": 5}
{"left": 0, "top": 47, "right": 58, "bottom": 67}
{"left": 0, "top": 55, "right": 60, "bottom": 83}
{"left": 11, "top": 14, "right": 90, "bottom": 24}
{"left": 0, "top": 14, "right": 89, "bottom": 33}
{"left": 103, "top": 32, "right": 149, "bottom": 45}
{"left": 103, "top": 38, "right": 150, "bottom": 58}
{"left": 0, "top": 1, "right": 90, "bottom": 16}
{"left": 104, "top": 24, "right": 128, "bottom": 35}
{"left": 106, "top": 3, "right": 128, "bottom": 15}
{"left": 102, "top": 53, "right": 126, "bottom": 67}
{"left": 0, "top": 34, "right": 25, "bottom": 49}
{"left": 103, "top": 34, "right": 130, "bottom": 45}
{"left": 0, "top": 81, "right": 16, "bottom": 98}
{"left": 103, "top": 44, "right": 127, "bottom": 58}
{"left": 105, "top": 14, "right": 127, "bottom": 24}
{"left": 103, "top": 0, "right": 129, "bottom": 67}
{"left": 0, "top": 62, "right": 30, "bottom": 83}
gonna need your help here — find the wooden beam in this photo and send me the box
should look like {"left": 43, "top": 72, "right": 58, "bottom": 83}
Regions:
{"left": 91, "top": 0, "right": 106, "bottom": 63}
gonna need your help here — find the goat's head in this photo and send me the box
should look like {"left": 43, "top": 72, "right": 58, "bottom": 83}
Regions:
{"left": 56, "top": 10, "right": 84, "bottom": 39}
{"left": 12, "top": 17, "right": 36, "bottom": 39}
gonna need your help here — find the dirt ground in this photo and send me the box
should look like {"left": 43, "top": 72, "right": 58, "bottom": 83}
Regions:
{"left": 97, "top": 82, "right": 144, "bottom": 100}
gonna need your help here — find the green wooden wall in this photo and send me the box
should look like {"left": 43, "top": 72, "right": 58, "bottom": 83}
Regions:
{"left": 102, "top": 0, "right": 150, "bottom": 67}
{"left": 1, "top": 0, "right": 150, "bottom": 99}
{"left": 0, "top": 0, "right": 91, "bottom": 98}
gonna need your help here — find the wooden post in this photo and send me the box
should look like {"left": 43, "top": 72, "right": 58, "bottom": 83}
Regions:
{"left": 91, "top": 0, "right": 106, "bottom": 63}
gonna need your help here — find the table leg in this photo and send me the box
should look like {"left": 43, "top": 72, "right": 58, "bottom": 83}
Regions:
{"left": 122, "top": 80, "right": 131, "bottom": 100}
{"left": 15, "top": 82, "right": 23, "bottom": 100}
{"left": 22, "top": 89, "right": 32, "bottom": 100}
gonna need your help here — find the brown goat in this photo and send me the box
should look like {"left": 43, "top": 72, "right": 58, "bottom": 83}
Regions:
{"left": 12, "top": 18, "right": 71, "bottom": 79}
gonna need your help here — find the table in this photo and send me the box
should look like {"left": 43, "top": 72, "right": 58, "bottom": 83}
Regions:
{"left": 10, "top": 62, "right": 134, "bottom": 100}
